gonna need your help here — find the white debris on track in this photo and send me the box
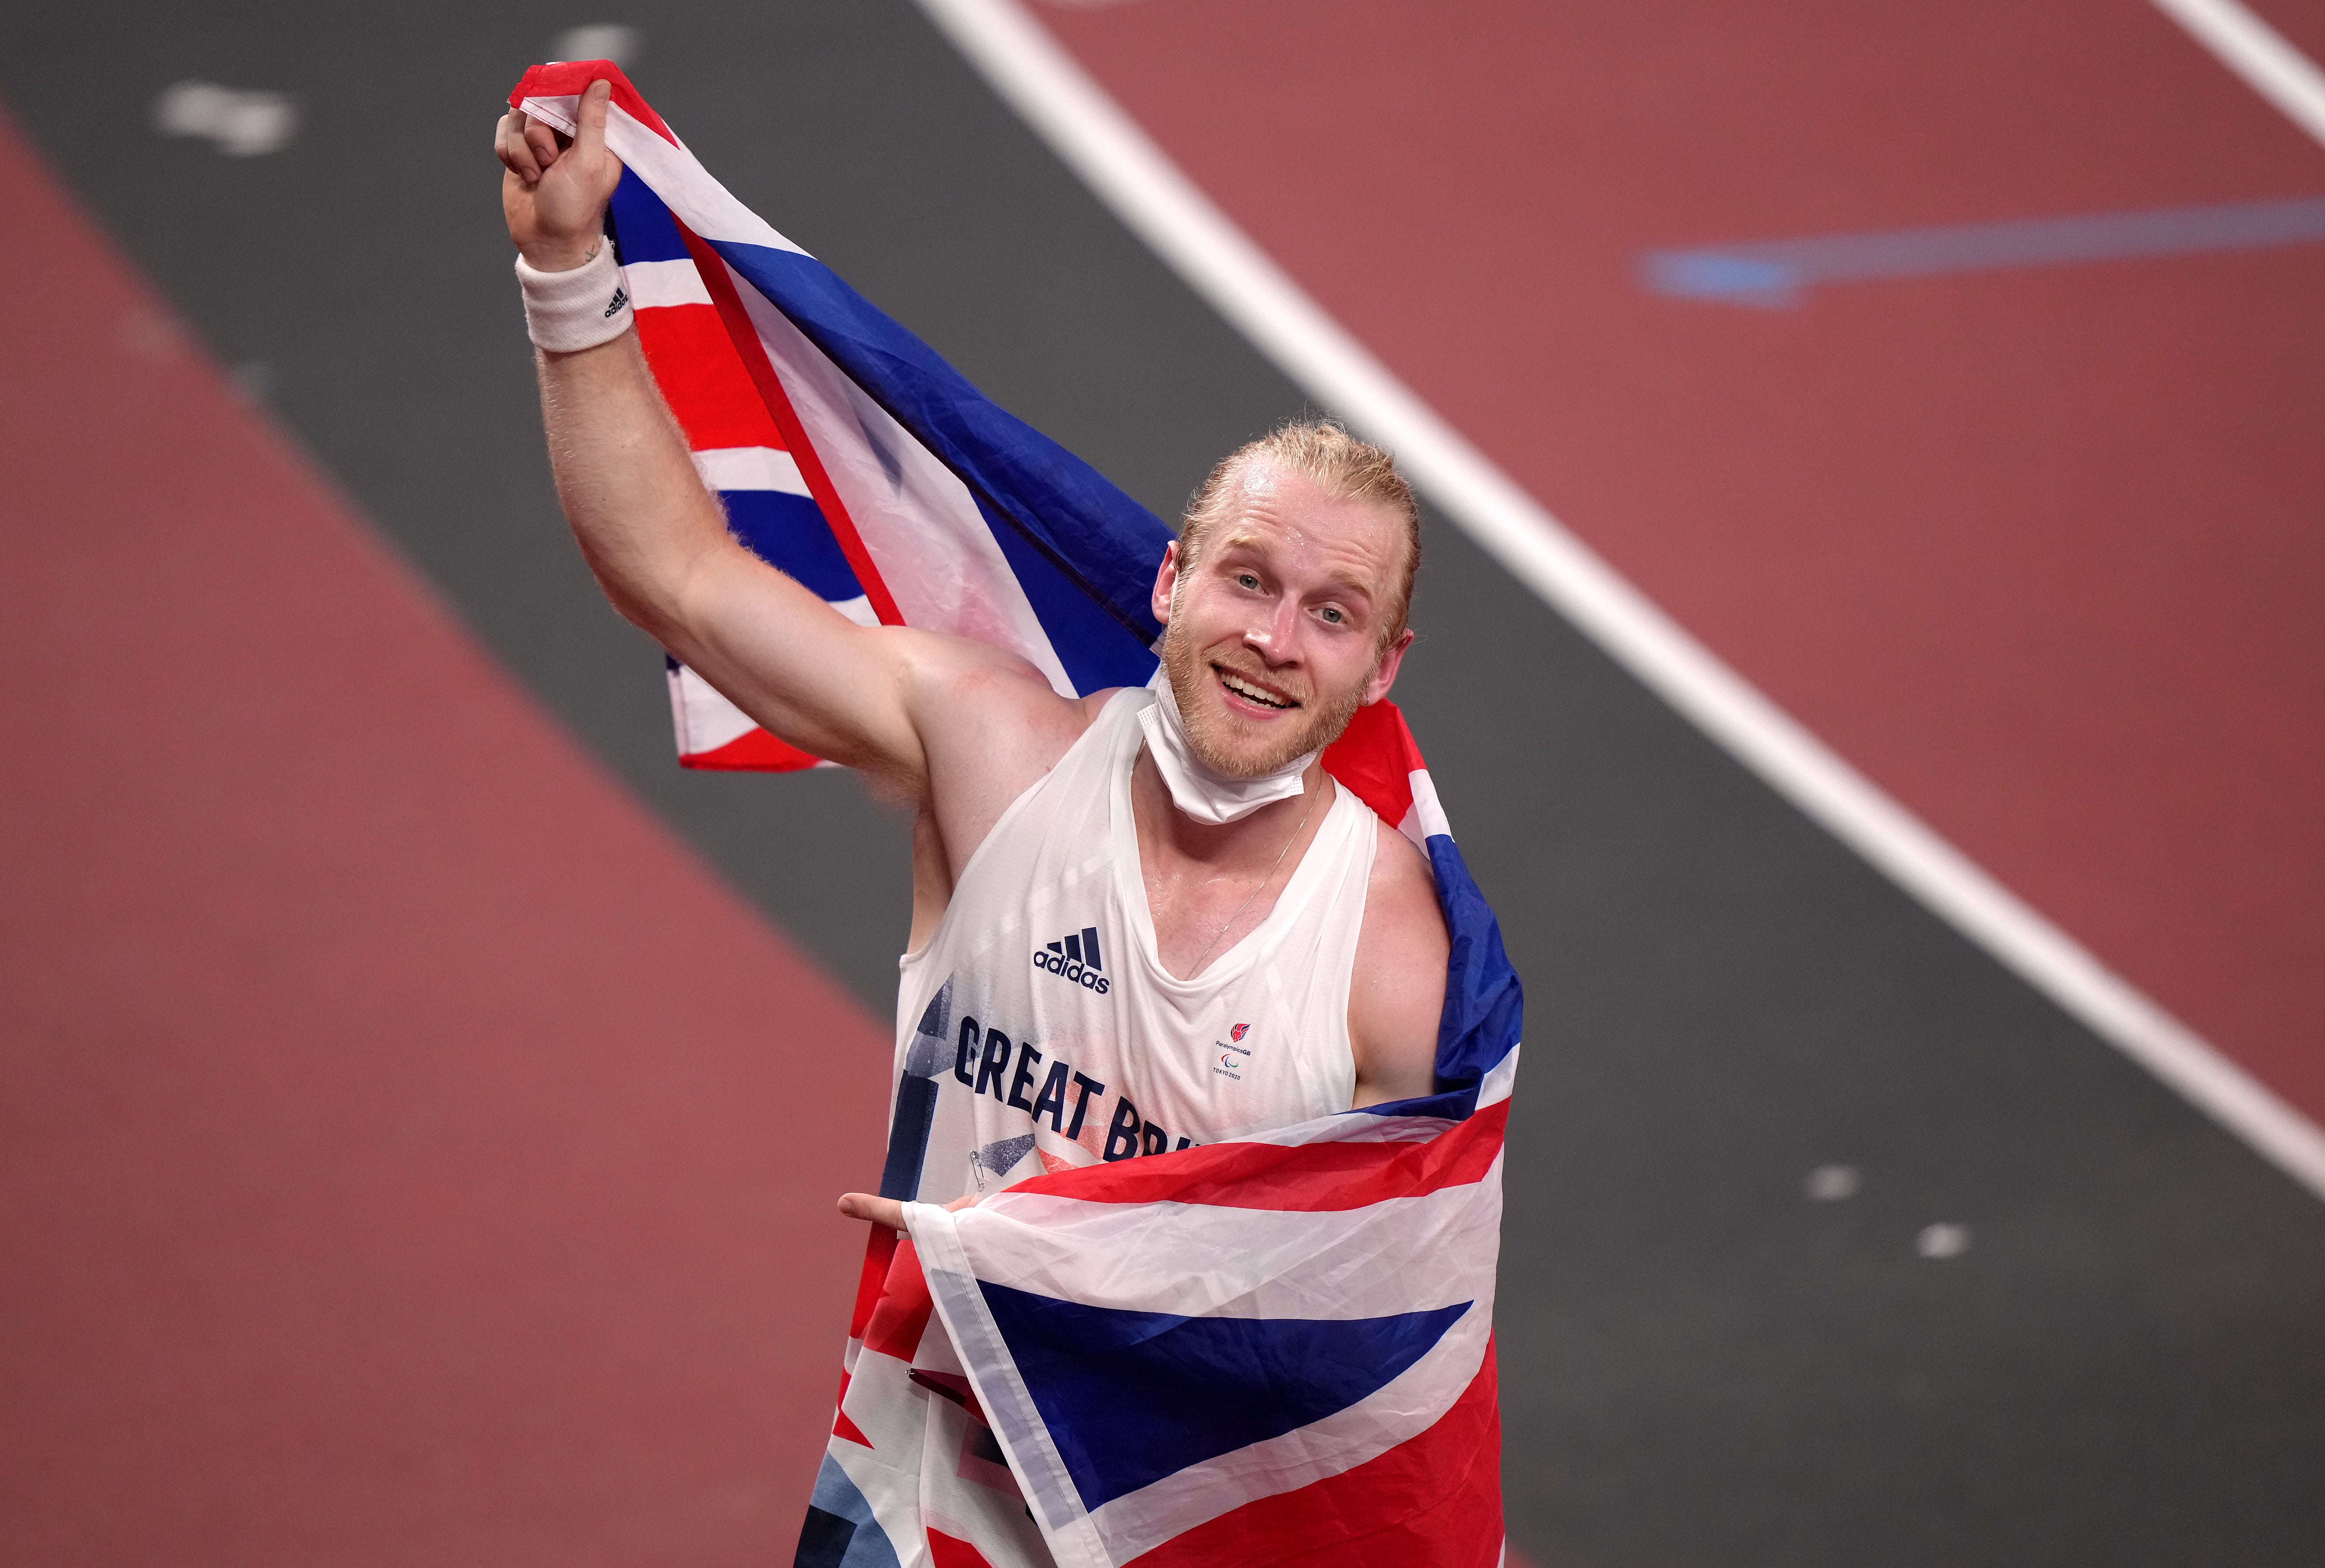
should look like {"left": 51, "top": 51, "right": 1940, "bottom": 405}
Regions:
{"left": 152, "top": 82, "right": 299, "bottom": 156}
{"left": 550, "top": 25, "right": 639, "bottom": 67}
{"left": 1917, "top": 1222, "right": 1972, "bottom": 1259}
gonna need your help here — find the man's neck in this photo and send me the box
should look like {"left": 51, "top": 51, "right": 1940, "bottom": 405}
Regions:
{"left": 1130, "top": 746, "right": 1328, "bottom": 868}
{"left": 1131, "top": 744, "right": 1334, "bottom": 979}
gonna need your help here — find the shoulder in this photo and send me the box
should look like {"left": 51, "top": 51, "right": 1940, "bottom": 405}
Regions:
{"left": 1348, "top": 811, "right": 1450, "bottom": 1106}
{"left": 910, "top": 644, "right": 1131, "bottom": 732}
{"left": 1073, "top": 684, "right": 1137, "bottom": 725}
{"left": 1361, "top": 816, "right": 1447, "bottom": 955}
{"left": 901, "top": 633, "right": 1090, "bottom": 766}
{"left": 903, "top": 644, "right": 1123, "bottom": 874}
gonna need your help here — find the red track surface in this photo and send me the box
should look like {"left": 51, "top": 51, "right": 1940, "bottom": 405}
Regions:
{"left": 1040, "top": 0, "right": 2325, "bottom": 1121}
{"left": 0, "top": 115, "right": 888, "bottom": 1563}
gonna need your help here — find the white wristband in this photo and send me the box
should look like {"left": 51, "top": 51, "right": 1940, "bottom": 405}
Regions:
{"left": 514, "top": 238, "right": 634, "bottom": 353}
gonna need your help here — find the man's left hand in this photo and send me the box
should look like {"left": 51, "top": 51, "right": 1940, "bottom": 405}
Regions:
{"left": 838, "top": 1191, "right": 975, "bottom": 1230}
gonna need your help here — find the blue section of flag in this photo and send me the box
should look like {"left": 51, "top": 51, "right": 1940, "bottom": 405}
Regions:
{"left": 710, "top": 239, "right": 1175, "bottom": 661}
{"left": 720, "top": 488, "right": 865, "bottom": 604}
{"left": 607, "top": 166, "right": 692, "bottom": 263}
{"left": 978, "top": 1280, "right": 1470, "bottom": 1510}
{"left": 795, "top": 1452, "right": 903, "bottom": 1568}
{"left": 1428, "top": 835, "right": 1524, "bottom": 1102}
{"left": 1346, "top": 835, "right": 1522, "bottom": 1124}
{"left": 975, "top": 494, "right": 1163, "bottom": 696}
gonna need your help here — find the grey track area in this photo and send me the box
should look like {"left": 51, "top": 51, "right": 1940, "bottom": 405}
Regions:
{"left": 9, "top": 4, "right": 2321, "bottom": 1562}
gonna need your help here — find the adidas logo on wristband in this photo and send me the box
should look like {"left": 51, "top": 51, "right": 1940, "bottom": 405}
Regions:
{"left": 515, "top": 241, "right": 635, "bottom": 353}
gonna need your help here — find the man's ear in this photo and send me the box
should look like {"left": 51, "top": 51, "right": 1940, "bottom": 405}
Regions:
{"left": 1361, "top": 627, "right": 1416, "bottom": 706}
{"left": 1152, "top": 541, "right": 1181, "bottom": 629}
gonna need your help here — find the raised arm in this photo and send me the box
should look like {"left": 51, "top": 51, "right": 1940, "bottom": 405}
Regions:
{"left": 495, "top": 80, "right": 1053, "bottom": 792}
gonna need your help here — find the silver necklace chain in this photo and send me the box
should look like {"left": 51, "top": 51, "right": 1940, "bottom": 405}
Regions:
{"left": 1187, "top": 782, "right": 1323, "bottom": 976}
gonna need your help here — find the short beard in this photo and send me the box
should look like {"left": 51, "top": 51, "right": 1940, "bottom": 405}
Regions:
{"left": 1161, "top": 619, "right": 1369, "bottom": 779}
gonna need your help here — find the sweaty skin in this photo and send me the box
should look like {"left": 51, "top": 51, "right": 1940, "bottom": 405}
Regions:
{"left": 495, "top": 81, "right": 1450, "bottom": 1233}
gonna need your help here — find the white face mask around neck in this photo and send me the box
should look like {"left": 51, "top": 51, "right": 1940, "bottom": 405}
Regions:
{"left": 1137, "top": 664, "right": 1319, "bottom": 825}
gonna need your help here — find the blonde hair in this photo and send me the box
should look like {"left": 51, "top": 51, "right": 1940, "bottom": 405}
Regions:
{"left": 1177, "top": 419, "right": 1421, "bottom": 645}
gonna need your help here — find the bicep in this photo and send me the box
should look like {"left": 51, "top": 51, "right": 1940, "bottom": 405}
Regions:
{"left": 669, "top": 556, "right": 1071, "bottom": 793}
{"left": 666, "top": 548, "right": 928, "bottom": 776}
{"left": 1347, "top": 835, "right": 1451, "bottom": 1109}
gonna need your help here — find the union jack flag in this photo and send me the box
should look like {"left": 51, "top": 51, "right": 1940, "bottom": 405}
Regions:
{"left": 510, "top": 61, "right": 1523, "bottom": 1568}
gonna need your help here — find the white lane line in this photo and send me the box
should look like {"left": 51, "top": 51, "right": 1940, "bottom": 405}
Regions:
{"left": 914, "top": 0, "right": 2325, "bottom": 1203}
{"left": 2150, "top": 0, "right": 2325, "bottom": 150}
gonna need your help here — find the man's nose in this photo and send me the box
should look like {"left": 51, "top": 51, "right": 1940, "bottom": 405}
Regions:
{"left": 1245, "top": 599, "right": 1303, "bottom": 663}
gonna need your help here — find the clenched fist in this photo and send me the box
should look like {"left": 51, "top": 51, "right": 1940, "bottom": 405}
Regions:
{"left": 496, "top": 77, "right": 625, "bottom": 272}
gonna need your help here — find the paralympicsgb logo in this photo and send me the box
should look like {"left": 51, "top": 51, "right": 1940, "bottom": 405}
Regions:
{"left": 1034, "top": 924, "right": 1111, "bottom": 994}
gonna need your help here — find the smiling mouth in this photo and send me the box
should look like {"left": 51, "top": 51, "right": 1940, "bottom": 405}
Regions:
{"left": 1214, "top": 665, "right": 1297, "bottom": 710}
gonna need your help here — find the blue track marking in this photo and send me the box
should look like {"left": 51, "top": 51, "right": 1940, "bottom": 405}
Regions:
{"left": 1642, "top": 195, "right": 2325, "bottom": 306}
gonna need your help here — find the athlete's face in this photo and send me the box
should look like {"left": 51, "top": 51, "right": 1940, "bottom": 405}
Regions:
{"left": 1152, "top": 460, "right": 1415, "bottom": 779}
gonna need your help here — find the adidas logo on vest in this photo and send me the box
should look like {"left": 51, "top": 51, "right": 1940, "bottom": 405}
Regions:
{"left": 1033, "top": 925, "right": 1110, "bottom": 994}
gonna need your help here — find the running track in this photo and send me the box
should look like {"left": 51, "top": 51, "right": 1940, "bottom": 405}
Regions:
{"left": 2, "top": 4, "right": 2320, "bottom": 1565}
{"left": 1025, "top": 0, "right": 2325, "bottom": 1136}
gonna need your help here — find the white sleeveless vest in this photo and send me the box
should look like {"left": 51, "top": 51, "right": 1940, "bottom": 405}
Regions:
{"left": 887, "top": 686, "right": 1376, "bottom": 1205}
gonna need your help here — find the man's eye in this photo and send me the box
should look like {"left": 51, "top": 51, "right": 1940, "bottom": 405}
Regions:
{"left": 1236, "top": 573, "right": 1260, "bottom": 589}
{"left": 1320, "top": 606, "right": 1345, "bottom": 624}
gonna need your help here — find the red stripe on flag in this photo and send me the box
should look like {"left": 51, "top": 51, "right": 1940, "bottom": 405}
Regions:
{"left": 1126, "top": 1340, "right": 1504, "bottom": 1568}
{"left": 679, "top": 725, "right": 822, "bottom": 773}
{"left": 861, "top": 1236, "right": 936, "bottom": 1364}
{"left": 928, "top": 1530, "right": 998, "bottom": 1568}
{"left": 830, "top": 1371, "right": 872, "bottom": 1449}
{"left": 508, "top": 61, "right": 680, "bottom": 146}
{"left": 676, "top": 223, "right": 908, "bottom": 629}
{"left": 827, "top": 1226, "right": 896, "bottom": 1446}
{"left": 846, "top": 1226, "right": 899, "bottom": 1344}
{"left": 634, "top": 303, "right": 786, "bottom": 452}
{"left": 999, "top": 1100, "right": 1506, "bottom": 1212}
{"left": 1322, "top": 699, "right": 1423, "bottom": 829}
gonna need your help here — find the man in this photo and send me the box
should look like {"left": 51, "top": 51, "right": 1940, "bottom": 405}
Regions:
{"left": 497, "top": 78, "right": 1456, "bottom": 1560}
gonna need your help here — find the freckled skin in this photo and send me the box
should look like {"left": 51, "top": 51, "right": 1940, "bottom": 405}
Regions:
{"left": 1158, "top": 461, "right": 1412, "bottom": 779}
{"left": 496, "top": 93, "right": 1447, "bottom": 1232}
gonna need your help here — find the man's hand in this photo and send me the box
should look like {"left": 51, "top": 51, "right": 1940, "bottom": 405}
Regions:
{"left": 494, "top": 69, "right": 1093, "bottom": 921}
{"left": 496, "top": 78, "right": 624, "bottom": 270}
{"left": 838, "top": 1191, "right": 977, "bottom": 1231}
